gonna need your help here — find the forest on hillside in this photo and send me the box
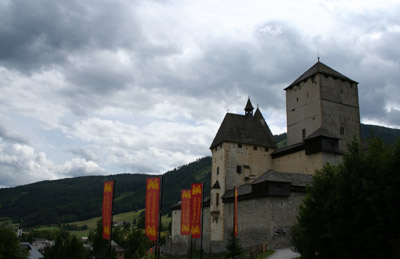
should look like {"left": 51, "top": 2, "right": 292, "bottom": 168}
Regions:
{"left": 0, "top": 157, "right": 211, "bottom": 227}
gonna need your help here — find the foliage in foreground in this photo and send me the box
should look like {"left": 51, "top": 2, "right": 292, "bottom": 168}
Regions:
{"left": 43, "top": 231, "right": 89, "bottom": 259}
{"left": 292, "top": 138, "right": 400, "bottom": 259}
{"left": 0, "top": 227, "right": 28, "bottom": 259}
{"left": 225, "top": 232, "right": 243, "bottom": 258}
{"left": 89, "top": 219, "right": 152, "bottom": 259}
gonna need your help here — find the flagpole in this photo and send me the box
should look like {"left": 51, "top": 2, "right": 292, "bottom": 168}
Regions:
{"left": 200, "top": 182, "right": 204, "bottom": 259}
{"left": 232, "top": 186, "right": 235, "bottom": 259}
{"left": 110, "top": 180, "right": 116, "bottom": 259}
{"left": 190, "top": 235, "right": 193, "bottom": 259}
{"left": 157, "top": 175, "right": 164, "bottom": 259}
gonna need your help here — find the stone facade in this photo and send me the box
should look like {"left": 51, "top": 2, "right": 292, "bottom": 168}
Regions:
{"left": 168, "top": 61, "right": 361, "bottom": 255}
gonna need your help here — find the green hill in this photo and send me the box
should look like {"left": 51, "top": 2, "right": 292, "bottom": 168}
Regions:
{"left": 0, "top": 157, "right": 211, "bottom": 227}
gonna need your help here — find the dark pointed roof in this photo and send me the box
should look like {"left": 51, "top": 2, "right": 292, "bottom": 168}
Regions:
{"left": 304, "top": 128, "right": 340, "bottom": 140}
{"left": 210, "top": 108, "right": 277, "bottom": 149}
{"left": 285, "top": 61, "right": 358, "bottom": 90}
{"left": 244, "top": 98, "right": 254, "bottom": 112}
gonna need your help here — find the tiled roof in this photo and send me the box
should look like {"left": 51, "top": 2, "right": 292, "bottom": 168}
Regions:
{"left": 271, "top": 142, "right": 305, "bottom": 158}
{"left": 222, "top": 170, "right": 313, "bottom": 200}
{"left": 253, "top": 170, "right": 312, "bottom": 187}
{"left": 285, "top": 61, "right": 358, "bottom": 90}
{"left": 210, "top": 108, "right": 276, "bottom": 149}
{"left": 221, "top": 184, "right": 252, "bottom": 199}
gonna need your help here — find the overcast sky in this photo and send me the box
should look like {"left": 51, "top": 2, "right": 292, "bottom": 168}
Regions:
{"left": 0, "top": 0, "right": 399, "bottom": 187}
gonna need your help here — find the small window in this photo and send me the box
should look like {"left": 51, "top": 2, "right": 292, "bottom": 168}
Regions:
{"left": 340, "top": 127, "right": 345, "bottom": 135}
{"left": 236, "top": 165, "right": 242, "bottom": 174}
{"left": 216, "top": 193, "right": 219, "bottom": 206}
{"left": 217, "top": 167, "right": 219, "bottom": 175}
{"left": 254, "top": 146, "right": 257, "bottom": 150}
{"left": 238, "top": 144, "right": 242, "bottom": 148}
{"left": 296, "top": 97, "right": 299, "bottom": 102}
{"left": 302, "top": 128, "right": 306, "bottom": 139}
{"left": 265, "top": 147, "right": 268, "bottom": 152}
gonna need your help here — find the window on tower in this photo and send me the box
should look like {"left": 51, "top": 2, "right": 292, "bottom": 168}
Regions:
{"left": 236, "top": 165, "right": 242, "bottom": 174}
{"left": 302, "top": 128, "right": 306, "bottom": 139}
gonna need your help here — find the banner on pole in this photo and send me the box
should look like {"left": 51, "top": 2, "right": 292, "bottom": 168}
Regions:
{"left": 145, "top": 177, "right": 161, "bottom": 241}
{"left": 102, "top": 181, "right": 114, "bottom": 240}
{"left": 181, "top": 190, "right": 191, "bottom": 235}
{"left": 191, "top": 183, "right": 203, "bottom": 239}
{"left": 234, "top": 187, "right": 238, "bottom": 237}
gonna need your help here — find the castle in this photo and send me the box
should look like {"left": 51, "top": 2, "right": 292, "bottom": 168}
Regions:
{"left": 167, "top": 60, "right": 361, "bottom": 254}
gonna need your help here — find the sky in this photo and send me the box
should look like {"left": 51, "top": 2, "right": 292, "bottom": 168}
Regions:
{"left": 0, "top": 0, "right": 399, "bottom": 188}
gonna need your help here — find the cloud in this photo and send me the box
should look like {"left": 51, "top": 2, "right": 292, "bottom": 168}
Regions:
{"left": 0, "top": 142, "right": 106, "bottom": 187}
{"left": 68, "top": 147, "right": 98, "bottom": 161}
{"left": 0, "top": 124, "right": 28, "bottom": 144}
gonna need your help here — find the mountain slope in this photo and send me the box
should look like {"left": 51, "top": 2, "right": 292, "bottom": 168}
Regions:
{"left": 0, "top": 157, "right": 211, "bottom": 227}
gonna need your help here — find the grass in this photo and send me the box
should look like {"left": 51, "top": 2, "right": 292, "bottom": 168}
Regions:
{"left": 256, "top": 250, "right": 275, "bottom": 259}
{"left": 29, "top": 209, "right": 172, "bottom": 238}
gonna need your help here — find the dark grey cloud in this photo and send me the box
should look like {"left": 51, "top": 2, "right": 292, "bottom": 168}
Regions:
{"left": 0, "top": 0, "right": 144, "bottom": 72}
{"left": 0, "top": 124, "right": 28, "bottom": 144}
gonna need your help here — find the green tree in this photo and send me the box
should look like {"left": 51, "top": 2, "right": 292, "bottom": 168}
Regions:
{"left": 123, "top": 228, "right": 152, "bottom": 259}
{"left": 137, "top": 211, "right": 145, "bottom": 229}
{"left": 292, "top": 138, "right": 400, "bottom": 259}
{"left": 43, "top": 231, "right": 89, "bottom": 259}
{"left": 225, "top": 232, "right": 243, "bottom": 258}
{"left": 0, "top": 227, "right": 28, "bottom": 259}
{"left": 88, "top": 219, "right": 109, "bottom": 257}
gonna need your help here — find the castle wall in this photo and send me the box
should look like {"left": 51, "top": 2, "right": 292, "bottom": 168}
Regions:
{"left": 319, "top": 76, "right": 360, "bottom": 152}
{"left": 272, "top": 149, "right": 342, "bottom": 174}
{"left": 208, "top": 192, "right": 307, "bottom": 253}
{"left": 169, "top": 206, "right": 211, "bottom": 256}
{"left": 210, "top": 142, "right": 274, "bottom": 242}
{"left": 272, "top": 150, "right": 322, "bottom": 174}
{"left": 286, "top": 76, "right": 322, "bottom": 146}
{"left": 223, "top": 142, "right": 274, "bottom": 190}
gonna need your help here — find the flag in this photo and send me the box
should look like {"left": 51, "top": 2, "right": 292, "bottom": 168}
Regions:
{"left": 145, "top": 177, "right": 161, "bottom": 241}
{"left": 234, "top": 187, "right": 238, "bottom": 237}
{"left": 191, "top": 183, "right": 203, "bottom": 239}
{"left": 180, "top": 190, "right": 191, "bottom": 235}
{"left": 102, "top": 181, "right": 114, "bottom": 239}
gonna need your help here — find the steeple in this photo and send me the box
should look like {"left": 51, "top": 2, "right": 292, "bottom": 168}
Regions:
{"left": 244, "top": 98, "right": 254, "bottom": 116}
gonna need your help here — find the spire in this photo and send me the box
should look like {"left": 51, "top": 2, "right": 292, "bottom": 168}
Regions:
{"left": 244, "top": 98, "right": 254, "bottom": 116}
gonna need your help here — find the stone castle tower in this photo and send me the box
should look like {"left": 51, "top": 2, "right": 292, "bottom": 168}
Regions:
{"left": 209, "top": 98, "right": 277, "bottom": 242}
{"left": 285, "top": 61, "right": 361, "bottom": 152}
